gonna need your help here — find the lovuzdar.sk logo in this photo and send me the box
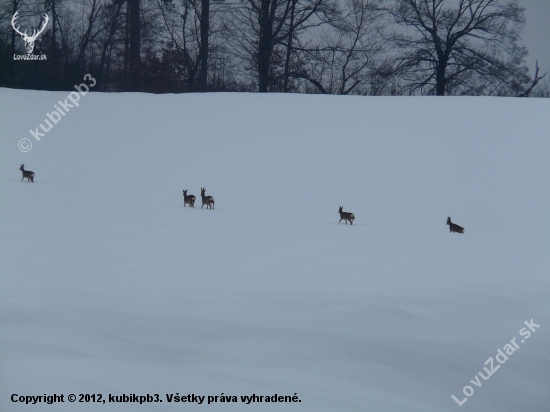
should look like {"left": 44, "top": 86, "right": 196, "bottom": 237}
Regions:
{"left": 12, "top": 11, "right": 49, "bottom": 60}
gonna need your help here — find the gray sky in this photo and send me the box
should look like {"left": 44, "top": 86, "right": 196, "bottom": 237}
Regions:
{"left": 520, "top": 0, "right": 550, "bottom": 74}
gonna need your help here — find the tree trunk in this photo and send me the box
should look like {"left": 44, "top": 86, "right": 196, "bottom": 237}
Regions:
{"left": 283, "top": 0, "right": 296, "bottom": 93}
{"left": 11, "top": 0, "right": 18, "bottom": 55}
{"left": 51, "top": 0, "right": 57, "bottom": 61}
{"left": 124, "top": 0, "right": 129, "bottom": 90}
{"left": 518, "top": 61, "right": 547, "bottom": 97}
{"left": 10, "top": 0, "right": 20, "bottom": 85}
{"left": 128, "top": 0, "right": 140, "bottom": 91}
{"left": 99, "top": 1, "right": 124, "bottom": 91}
{"left": 197, "top": 0, "right": 210, "bottom": 92}
{"left": 435, "top": 61, "right": 447, "bottom": 96}
{"left": 258, "top": 0, "right": 273, "bottom": 93}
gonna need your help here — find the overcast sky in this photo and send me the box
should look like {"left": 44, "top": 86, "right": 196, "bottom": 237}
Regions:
{"left": 520, "top": 0, "right": 550, "bottom": 74}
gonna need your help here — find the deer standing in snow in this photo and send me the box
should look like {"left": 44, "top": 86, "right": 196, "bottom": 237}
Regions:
{"left": 182, "top": 190, "right": 196, "bottom": 207}
{"left": 201, "top": 187, "right": 215, "bottom": 209}
{"left": 338, "top": 206, "right": 355, "bottom": 225}
{"left": 19, "top": 164, "right": 34, "bottom": 182}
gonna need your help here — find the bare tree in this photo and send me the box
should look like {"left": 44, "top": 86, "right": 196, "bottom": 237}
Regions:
{"left": 1, "top": 0, "right": 544, "bottom": 95}
{"left": 128, "top": 0, "right": 140, "bottom": 90}
{"left": 226, "top": 0, "right": 334, "bottom": 92}
{"left": 8, "top": 0, "right": 21, "bottom": 55}
{"left": 96, "top": 0, "right": 125, "bottom": 90}
{"left": 292, "top": 0, "right": 386, "bottom": 95}
{"left": 74, "top": 0, "right": 103, "bottom": 76}
{"left": 197, "top": 0, "right": 209, "bottom": 91}
{"left": 44, "top": 0, "right": 64, "bottom": 60}
{"left": 151, "top": 0, "right": 216, "bottom": 91}
{"left": 388, "top": 0, "right": 529, "bottom": 96}
{"left": 518, "top": 60, "right": 547, "bottom": 97}
{"left": 530, "top": 68, "right": 550, "bottom": 98}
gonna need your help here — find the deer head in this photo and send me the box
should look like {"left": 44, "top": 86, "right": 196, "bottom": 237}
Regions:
{"left": 12, "top": 11, "right": 49, "bottom": 54}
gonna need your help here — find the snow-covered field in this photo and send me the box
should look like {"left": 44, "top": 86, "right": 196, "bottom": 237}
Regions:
{"left": 1, "top": 88, "right": 549, "bottom": 411}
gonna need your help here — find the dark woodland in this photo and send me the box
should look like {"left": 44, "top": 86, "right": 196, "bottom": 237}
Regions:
{"left": 0, "top": 0, "right": 547, "bottom": 96}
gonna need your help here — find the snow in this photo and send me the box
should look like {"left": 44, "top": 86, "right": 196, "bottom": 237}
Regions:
{"left": 1, "top": 88, "right": 549, "bottom": 411}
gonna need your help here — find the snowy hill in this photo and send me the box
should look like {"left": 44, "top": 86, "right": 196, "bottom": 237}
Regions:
{"left": 1, "top": 88, "right": 549, "bottom": 411}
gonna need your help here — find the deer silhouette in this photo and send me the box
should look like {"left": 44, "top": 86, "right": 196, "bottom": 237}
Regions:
{"left": 200, "top": 187, "right": 215, "bottom": 209}
{"left": 447, "top": 217, "right": 464, "bottom": 233}
{"left": 182, "top": 190, "right": 196, "bottom": 207}
{"left": 19, "top": 164, "right": 34, "bottom": 182}
{"left": 338, "top": 206, "right": 355, "bottom": 225}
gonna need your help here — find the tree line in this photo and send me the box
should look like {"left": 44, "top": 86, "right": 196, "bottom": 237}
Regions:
{"left": 0, "top": 0, "right": 547, "bottom": 96}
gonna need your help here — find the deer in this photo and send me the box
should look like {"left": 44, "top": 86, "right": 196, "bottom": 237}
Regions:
{"left": 19, "top": 164, "right": 34, "bottom": 182}
{"left": 12, "top": 12, "right": 49, "bottom": 55}
{"left": 201, "top": 187, "right": 215, "bottom": 209}
{"left": 338, "top": 206, "right": 355, "bottom": 225}
{"left": 182, "top": 190, "right": 196, "bottom": 207}
{"left": 447, "top": 217, "right": 465, "bottom": 233}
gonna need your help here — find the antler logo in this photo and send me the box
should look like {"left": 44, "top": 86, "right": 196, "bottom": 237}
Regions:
{"left": 12, "top": 11, "right": 49, "bottom": 55}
